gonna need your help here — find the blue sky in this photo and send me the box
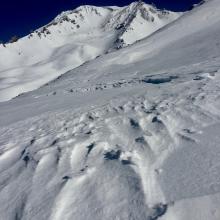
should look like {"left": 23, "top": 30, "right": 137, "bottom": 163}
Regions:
{"left": 0, "top": 0, "right": 202, "bottom": 42}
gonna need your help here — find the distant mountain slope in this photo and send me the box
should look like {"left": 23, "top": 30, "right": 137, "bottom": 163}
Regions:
{"left": 0, "top": 1, "right": 180, "bottom": 102}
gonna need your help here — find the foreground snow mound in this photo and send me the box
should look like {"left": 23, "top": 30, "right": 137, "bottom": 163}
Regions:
{"left": 0, "top": 1, "right": 180, "bottom": 102}
{"left": 0, "top": 0, "right": 220, "bottom": 219}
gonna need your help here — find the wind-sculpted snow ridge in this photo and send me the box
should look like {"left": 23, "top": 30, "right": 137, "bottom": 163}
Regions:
{"left": 1, "top": 0, "right": 220, "bottom": 219}
{"left": 0, "top": 1, "right": 180, "bottom": 102}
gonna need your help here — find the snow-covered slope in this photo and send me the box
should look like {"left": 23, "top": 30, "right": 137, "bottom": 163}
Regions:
{"left": 1, "top": 0, "right": 220, "bottom": 220}
{"left": 0, "top": 2, "right": 180, "bottom": 102}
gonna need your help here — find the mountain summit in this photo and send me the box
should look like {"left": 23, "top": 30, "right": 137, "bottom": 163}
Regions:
{"left": 0, "top": 2, "right": 180, "bottom": 101}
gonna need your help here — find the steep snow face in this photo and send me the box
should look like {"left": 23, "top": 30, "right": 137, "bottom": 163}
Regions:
{"left": 0, "top": 2, "right": 180, "bottom": 102}
{"left": 106, "top": 1, "right": 180, "bottom": 46}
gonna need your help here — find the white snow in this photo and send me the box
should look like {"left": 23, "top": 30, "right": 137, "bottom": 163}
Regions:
{"left": 0, "top": 2, "right": 180, "bottom": 102}
{"left": 0, "top": 0, "right": 220, "bottom": 219}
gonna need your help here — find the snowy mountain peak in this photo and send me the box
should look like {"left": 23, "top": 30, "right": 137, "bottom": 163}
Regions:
{"left": 38, "top": 2, "right": 179, "bottom": 44}
{"left": 125, "top": 1, "right": 143, "bottom": 9}
{"left": 105, "top": 1, "right": 179, "bottom": 47}
{"left": 0, "top": 2, "right": 181, "bottom": 102}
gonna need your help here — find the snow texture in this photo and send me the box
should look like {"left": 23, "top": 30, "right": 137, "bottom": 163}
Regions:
{"left": 0, "top": 0, "right": 220, "bottom": 220}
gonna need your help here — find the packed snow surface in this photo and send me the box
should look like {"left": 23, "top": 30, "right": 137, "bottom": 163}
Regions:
{"left": 1, "top": 0, "right": 220, "bottom": 219}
